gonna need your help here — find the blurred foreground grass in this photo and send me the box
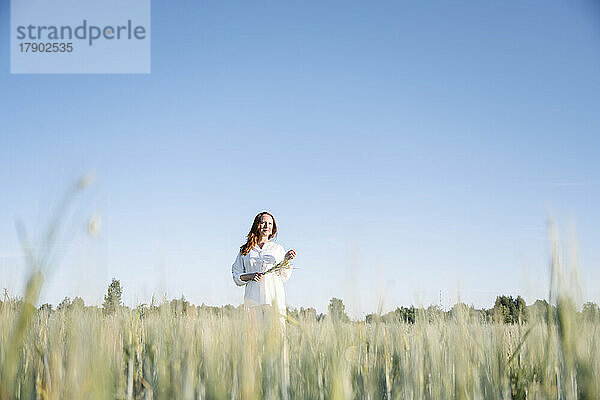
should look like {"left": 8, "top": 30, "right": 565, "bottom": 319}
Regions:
{"left": 1, "top": 176, "right": 597, "bottom": 399}
{"left": 0, "top": 297, "right": 599, "bottom": 399}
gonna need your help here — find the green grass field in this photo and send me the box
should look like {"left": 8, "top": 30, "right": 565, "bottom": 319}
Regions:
{"left": 1, "top": 294, "right": 598, "bottom": 399}
{"left": 1, "top": 180, "right": 597, "bottom": 399}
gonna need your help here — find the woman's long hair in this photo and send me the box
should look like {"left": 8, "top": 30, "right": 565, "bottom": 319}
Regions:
{"left": 240, "top": 211, "right": 278, "bottom": 255}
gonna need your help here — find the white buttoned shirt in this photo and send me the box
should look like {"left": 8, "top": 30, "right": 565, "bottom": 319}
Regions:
{"left": 232, "top": 241, "right": 292, "bottom": 314}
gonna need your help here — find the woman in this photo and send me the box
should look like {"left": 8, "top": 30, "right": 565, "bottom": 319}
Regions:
{"left": 232, "top": 211, "right": 296, "bottom": 325}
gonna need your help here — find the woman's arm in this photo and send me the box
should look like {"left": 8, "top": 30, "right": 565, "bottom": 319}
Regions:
{"left": 276, "top": 248, "right": 295, "bottom": 283}
{"left": 233, "top": 253, "right": 265, "bottom": 285}
{"left": 240, "top": 272, "right": 264, "bottom": 282}
{"left": 232, "top": 253, "right": 248, "bottom": 286}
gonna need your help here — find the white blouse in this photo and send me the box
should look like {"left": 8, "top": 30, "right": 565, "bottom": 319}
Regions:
{"left": 231, "top": 241, "right": 292, "bottom": 314}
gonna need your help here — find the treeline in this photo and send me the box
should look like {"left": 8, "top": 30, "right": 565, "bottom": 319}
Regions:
{"left": 2, "top": 280, "right": 600, "bottom": 324}
{"left": 361, "top": 298, "right": 593, "bottom": 324}
{"left": 289, "top": 296, "right": 600, "bottom": 324}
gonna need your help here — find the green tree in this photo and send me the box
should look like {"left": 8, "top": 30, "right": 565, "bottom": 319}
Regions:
{"left": 57, "top": 297, "right": 72, "bottom": 311}
{"left": 449, "top": 302, "right": 472, "bottom": 319}
{"left": 299, "top": 307, "right": 317, "bottom": 321}
{"left": 493, "top": 295, "right": 527, "bottom": 324}
{"left": 582, "top": 302, "right": 600, "bottom": 321}
{"left": 103, "top": 278, "right": 123, "bottom": 316}
{"left": 396, "top": 306, "right": 417, "bottom": 323}
{"left": 425, "top": 305, "right": 445, "bottom": 322}
{"left": 328, "top": 297, "right": 350, "bottom": 322}
{"left": 38, "top": 303, "right": 53, "bottom": 313}
{"left": 71, "top": 296, "right": 85, "bottom": 310}
{"left": 527, "top": 299, "right": 551, "bottom": 321}
{"left": 170, "top": 295, "right": 189, "bottom": 316}
{"left": 365, "top": 313, "right": 381, "bottom": 324}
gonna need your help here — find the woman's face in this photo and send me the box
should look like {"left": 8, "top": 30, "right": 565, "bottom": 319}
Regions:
{"left": 258, "top": 214, "right": 274, "bottom": 238}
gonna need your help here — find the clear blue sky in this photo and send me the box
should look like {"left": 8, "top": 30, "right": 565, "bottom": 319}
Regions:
{"left": 1, "top": 0, "right": 599, "bottom": 318}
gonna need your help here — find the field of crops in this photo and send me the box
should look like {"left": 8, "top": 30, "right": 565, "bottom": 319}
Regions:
{"left": 0, "top": 296, "right": 598, "bottom": 400}
{"left": 1, "top": 187, "right": 597, "bottom": 400}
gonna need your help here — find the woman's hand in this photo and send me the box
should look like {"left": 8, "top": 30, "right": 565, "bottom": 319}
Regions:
{"left": 252, "top": 272, "right": 264, "bottom": 282}
{"left": 285, "top": 249, "right": 296, "bottom": 261}
{"left": 241, "top": 272, "right": 264, "bottom": 282}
